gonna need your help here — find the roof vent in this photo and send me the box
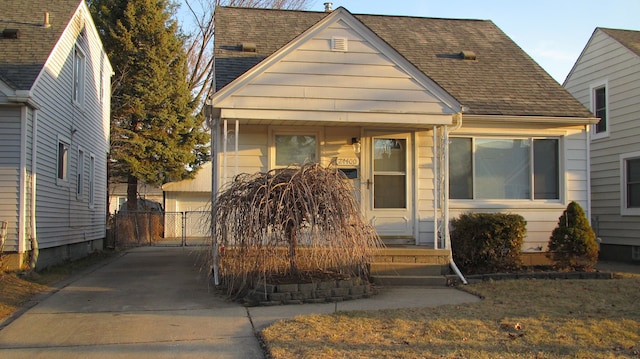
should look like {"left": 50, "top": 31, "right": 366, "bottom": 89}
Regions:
{"left": 43, "top": 12, "right": 51, "bottom": 28}
{"left": 324, "top": 2, "right": 333, "bottom": 12}
{"left": 2, "top": 29, "right": 20, "bottom": 39}
{"left": 331, "top": 37, "right": 347, "bottom": 51}
{"left": 240, "top": 42, "right": 256, "bottom": 52}
{"left": 460, "top": 50, "right": 476, "bottom": 61}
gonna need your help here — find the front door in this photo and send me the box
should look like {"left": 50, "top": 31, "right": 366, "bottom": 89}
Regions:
{"left": 363, "top": 131, "right": 414, "bottom": 244}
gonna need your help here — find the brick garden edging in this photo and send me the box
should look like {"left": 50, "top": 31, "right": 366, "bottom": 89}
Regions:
{"left": 241, "top": 277, "right": 375, "bottom": 306}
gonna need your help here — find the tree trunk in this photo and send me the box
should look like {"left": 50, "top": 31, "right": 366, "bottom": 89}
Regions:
{"left": 127, "top": 175, "right": 138, "bottom": 211}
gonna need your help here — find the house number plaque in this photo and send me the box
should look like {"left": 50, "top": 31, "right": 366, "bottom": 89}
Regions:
{"left": 336, "top": 157, "right": 359, "bottom": 166}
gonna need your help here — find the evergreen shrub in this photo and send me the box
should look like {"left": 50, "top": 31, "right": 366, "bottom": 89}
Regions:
{"left": 451, "top": 212, "right": 527, "bottom": 274}
{"left": 547, "top": 201, "right": 598, "bottom": 270}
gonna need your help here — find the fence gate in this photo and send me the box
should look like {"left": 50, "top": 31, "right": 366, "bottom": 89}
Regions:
{"left": 109, "top": 211, "right": 210, "bottom": 248}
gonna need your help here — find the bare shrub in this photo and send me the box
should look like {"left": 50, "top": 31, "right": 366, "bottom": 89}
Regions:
{"left": 210, "top": 163, "right": 383, "bottom": 298}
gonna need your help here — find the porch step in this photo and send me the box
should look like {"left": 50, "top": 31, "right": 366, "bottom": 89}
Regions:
{"left": 370, "top": 247, "right": 452, "bottom": 287}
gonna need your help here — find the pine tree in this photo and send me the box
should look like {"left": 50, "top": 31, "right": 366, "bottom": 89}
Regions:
{"left": 547, "top": 201, "right": 599, "bottom": 270}
{"left": 89, "top": 0, "right": 209, "bottom": 209}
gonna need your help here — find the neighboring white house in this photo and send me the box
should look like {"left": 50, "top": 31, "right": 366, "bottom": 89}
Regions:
{"left": 169, "top": 6, "right": 597, "bottom": 261}
{"left": 564, "top": 27, "right": 640, "bottom": 263}
{"left": 0, "top": 0, "right": 112, "bottom": 269}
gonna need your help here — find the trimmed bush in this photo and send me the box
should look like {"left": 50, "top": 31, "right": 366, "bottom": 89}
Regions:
{"left": 547, "top": 201, "right": 598, "bottom": 270}
{"left": 451, "top": 212, "right": 527, "bottom": 274}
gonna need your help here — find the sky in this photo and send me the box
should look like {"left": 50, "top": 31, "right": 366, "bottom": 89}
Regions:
{"left": 308, "top": 0, "right": 640, "bottom": 84}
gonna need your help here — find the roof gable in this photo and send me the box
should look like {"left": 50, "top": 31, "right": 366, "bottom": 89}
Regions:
{"left": 212, "top": 7, "right": 460, "bottom": 122}
{"left": 0, "top": 0, "right": 82, "bottom": 91}
{"left": 214, "top": 6, "right": 593, "bottom": 118}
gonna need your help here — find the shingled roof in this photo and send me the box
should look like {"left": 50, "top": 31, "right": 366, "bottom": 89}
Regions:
{"left": 214, "top": 6, "right": 593, "bottom": 118}
{"left": 600, "top": 27, "right": 640, "bottom": 58}
{"left": 0, "top": 0, "right": 81, "bottom": 91}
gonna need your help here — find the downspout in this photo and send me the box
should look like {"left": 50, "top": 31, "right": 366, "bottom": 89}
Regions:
{"left": 445, "top": 111, "right": 467, "bottom": 285}
{"left": 585, "top": 124, "right": 591, "bottom": 225}
{"left": 29, "top": 108, "right": 39, "bottom": 270}
{"left": 433, "top": 127, "right": 438, "bottom": 249}
{"left": 206, "top": 100, "right": 220, "bottom": 286}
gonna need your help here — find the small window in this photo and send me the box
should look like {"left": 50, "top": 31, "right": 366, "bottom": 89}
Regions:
{"left": 274, "top": 134, "right": 317, "bottom": 167}
{"left": 57, "top": 138, "right": 70, "bottom": 183}
{"left": 77, "top": 148, "right": 84, "bottom": 198}
{"left": 621, "top": 152, "right": 640, "bottom": 216}
{"left": 89, "top": 154, "right": 95, "bottom": 208}
{"left": 592, "top": 84, "right": 608, "bottom": 138}
{"left": 73, "top": 47, "right": 86, "bottom": 106}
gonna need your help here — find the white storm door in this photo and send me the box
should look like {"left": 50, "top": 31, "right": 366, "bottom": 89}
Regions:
{"left": 363, "top": 132, "right": 414, "bottom": 239}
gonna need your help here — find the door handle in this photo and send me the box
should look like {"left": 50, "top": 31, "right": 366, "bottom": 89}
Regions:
{"left": 366, "top": 179, "right": 372, "bottom": 190}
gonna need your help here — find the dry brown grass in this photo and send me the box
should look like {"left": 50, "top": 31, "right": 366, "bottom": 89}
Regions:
{"left": 262, "top": 277, "right": 640, "bottom": 358}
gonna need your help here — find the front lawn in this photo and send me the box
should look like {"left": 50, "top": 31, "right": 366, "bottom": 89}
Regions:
{"left": 262, "top": 275, "right": 640, "bottom": 358}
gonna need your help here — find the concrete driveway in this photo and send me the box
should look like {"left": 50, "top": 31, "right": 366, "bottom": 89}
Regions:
{"left": 0, "top": 246, "right": 481, "bottom": 358}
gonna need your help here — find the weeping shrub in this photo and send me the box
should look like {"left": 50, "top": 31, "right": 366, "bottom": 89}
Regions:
{"left": 547, "top": 201, "right": 598, "bottom": 271}
{"left": 209, "top": 163, "right": 383, "bottom": 299}
{"left": 451, "top": 212, "right": 526, "bottom": 274}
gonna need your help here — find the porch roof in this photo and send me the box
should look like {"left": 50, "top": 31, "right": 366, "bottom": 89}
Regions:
{"left": 214, "top": 6, "right": 593, "bottom": 119}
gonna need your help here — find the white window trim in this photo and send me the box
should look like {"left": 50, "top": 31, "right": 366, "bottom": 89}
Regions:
{"left": 73, "top": 45, "right": 86, "bottom": 108}
{"left": 590, "top": 80, "right": 609, "bottom": 140}
{"left": 89, "top": 153, "right": 96, "bottom": 209}
{"left": 76, "top": 147, "right": 84, "bottom": 199}
{"left": 268, "top": 126, "right": 324, "bottom": 169}
{"left": 56, "top": 135, "right": 71, "bottom": 186}
{"left": 620, "top": 151, "right": 640, "bottom": 216}
{"left": 449, "top": 135, "right": 565, "bottom": 208}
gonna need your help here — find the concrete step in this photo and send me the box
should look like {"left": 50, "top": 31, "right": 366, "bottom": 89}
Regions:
{"left": 370, "top": 262, "right": 447, "bottom": 276}
{"left": 372, "top": 275, "right": 449, "bottom": 287}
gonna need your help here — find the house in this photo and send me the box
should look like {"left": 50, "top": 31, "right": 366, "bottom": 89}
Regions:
{"left": 183, "top": 6, "right": 598, "bottom": 263}
{"left": 564, "top": 27, "right": 640, "bottom": 263}
{"left": 0, "top": 0, "right": 112, "bottom": 269}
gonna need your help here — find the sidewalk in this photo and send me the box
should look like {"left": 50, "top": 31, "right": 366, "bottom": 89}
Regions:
{"left": 0, "top": 247, "right": 480, "bottom": 359}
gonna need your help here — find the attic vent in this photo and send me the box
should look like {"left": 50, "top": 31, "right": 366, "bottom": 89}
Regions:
{"left": 2, "top": 29, "right": 20, "bottom": 39}
{"left": 460, "top": 50, "right": 476, "bottom": 60}
{"left": 331, "top": 37, "right": 347, "bottom": 52}
{"left": 240, "top": 42, "right": 256, "bottom": 52}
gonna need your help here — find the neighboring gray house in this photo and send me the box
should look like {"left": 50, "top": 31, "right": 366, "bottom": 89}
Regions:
{"left": 0, "top": 0, "right": 112, "bottom": 269}
{"left": 180, "top": 6, "right": 598, "bottom": 264}
{"left": 564, "top": 27, "right": 640, "bottom": 262}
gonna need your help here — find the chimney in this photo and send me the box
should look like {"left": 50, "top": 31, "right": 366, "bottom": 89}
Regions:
{"left": 324, "top": 2, "right": 333, "bottom": 12}
{"left": 43, "top": 12, "right": 51, "bottom": 28}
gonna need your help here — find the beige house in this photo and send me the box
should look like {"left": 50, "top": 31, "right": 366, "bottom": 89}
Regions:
{"left": 172, "top": 6, "right": 597, "bottom": 260}
{"left": 564, "top": 28, "right": 640, "bottom": 262}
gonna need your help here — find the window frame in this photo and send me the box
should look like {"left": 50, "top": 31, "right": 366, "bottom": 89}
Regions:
{"left": 449, "top": 136, "right": 563, "bottom": 204}
{"left": 73, "top": 45, "right": 86, "bottom": 107}
{"left": 269, "top": 127, "right": 323, "bottom": 169}
{"left": 76, "top": 147, "right": 84, "bottom": 199}
{"left": 89, "top": 153, "right": 96, "bottom": 208}
{"left": 620, "top": 151, "right": 640, "bottom": 216}
{"left": 590, "top": 81, "right": 609, "bottom": 139}
{"left": 56, "top": 135, "right": 71, "bottom": 186}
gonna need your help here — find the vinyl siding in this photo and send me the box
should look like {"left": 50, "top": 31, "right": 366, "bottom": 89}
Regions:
{"left": 28, "top": 7, "right": 110, "bottom": 249}
{"left": 564, "top": 29, "right": 640, "bottom": 246}
{"left": 0, "top": 106, "right": 22, "bottom": 251}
